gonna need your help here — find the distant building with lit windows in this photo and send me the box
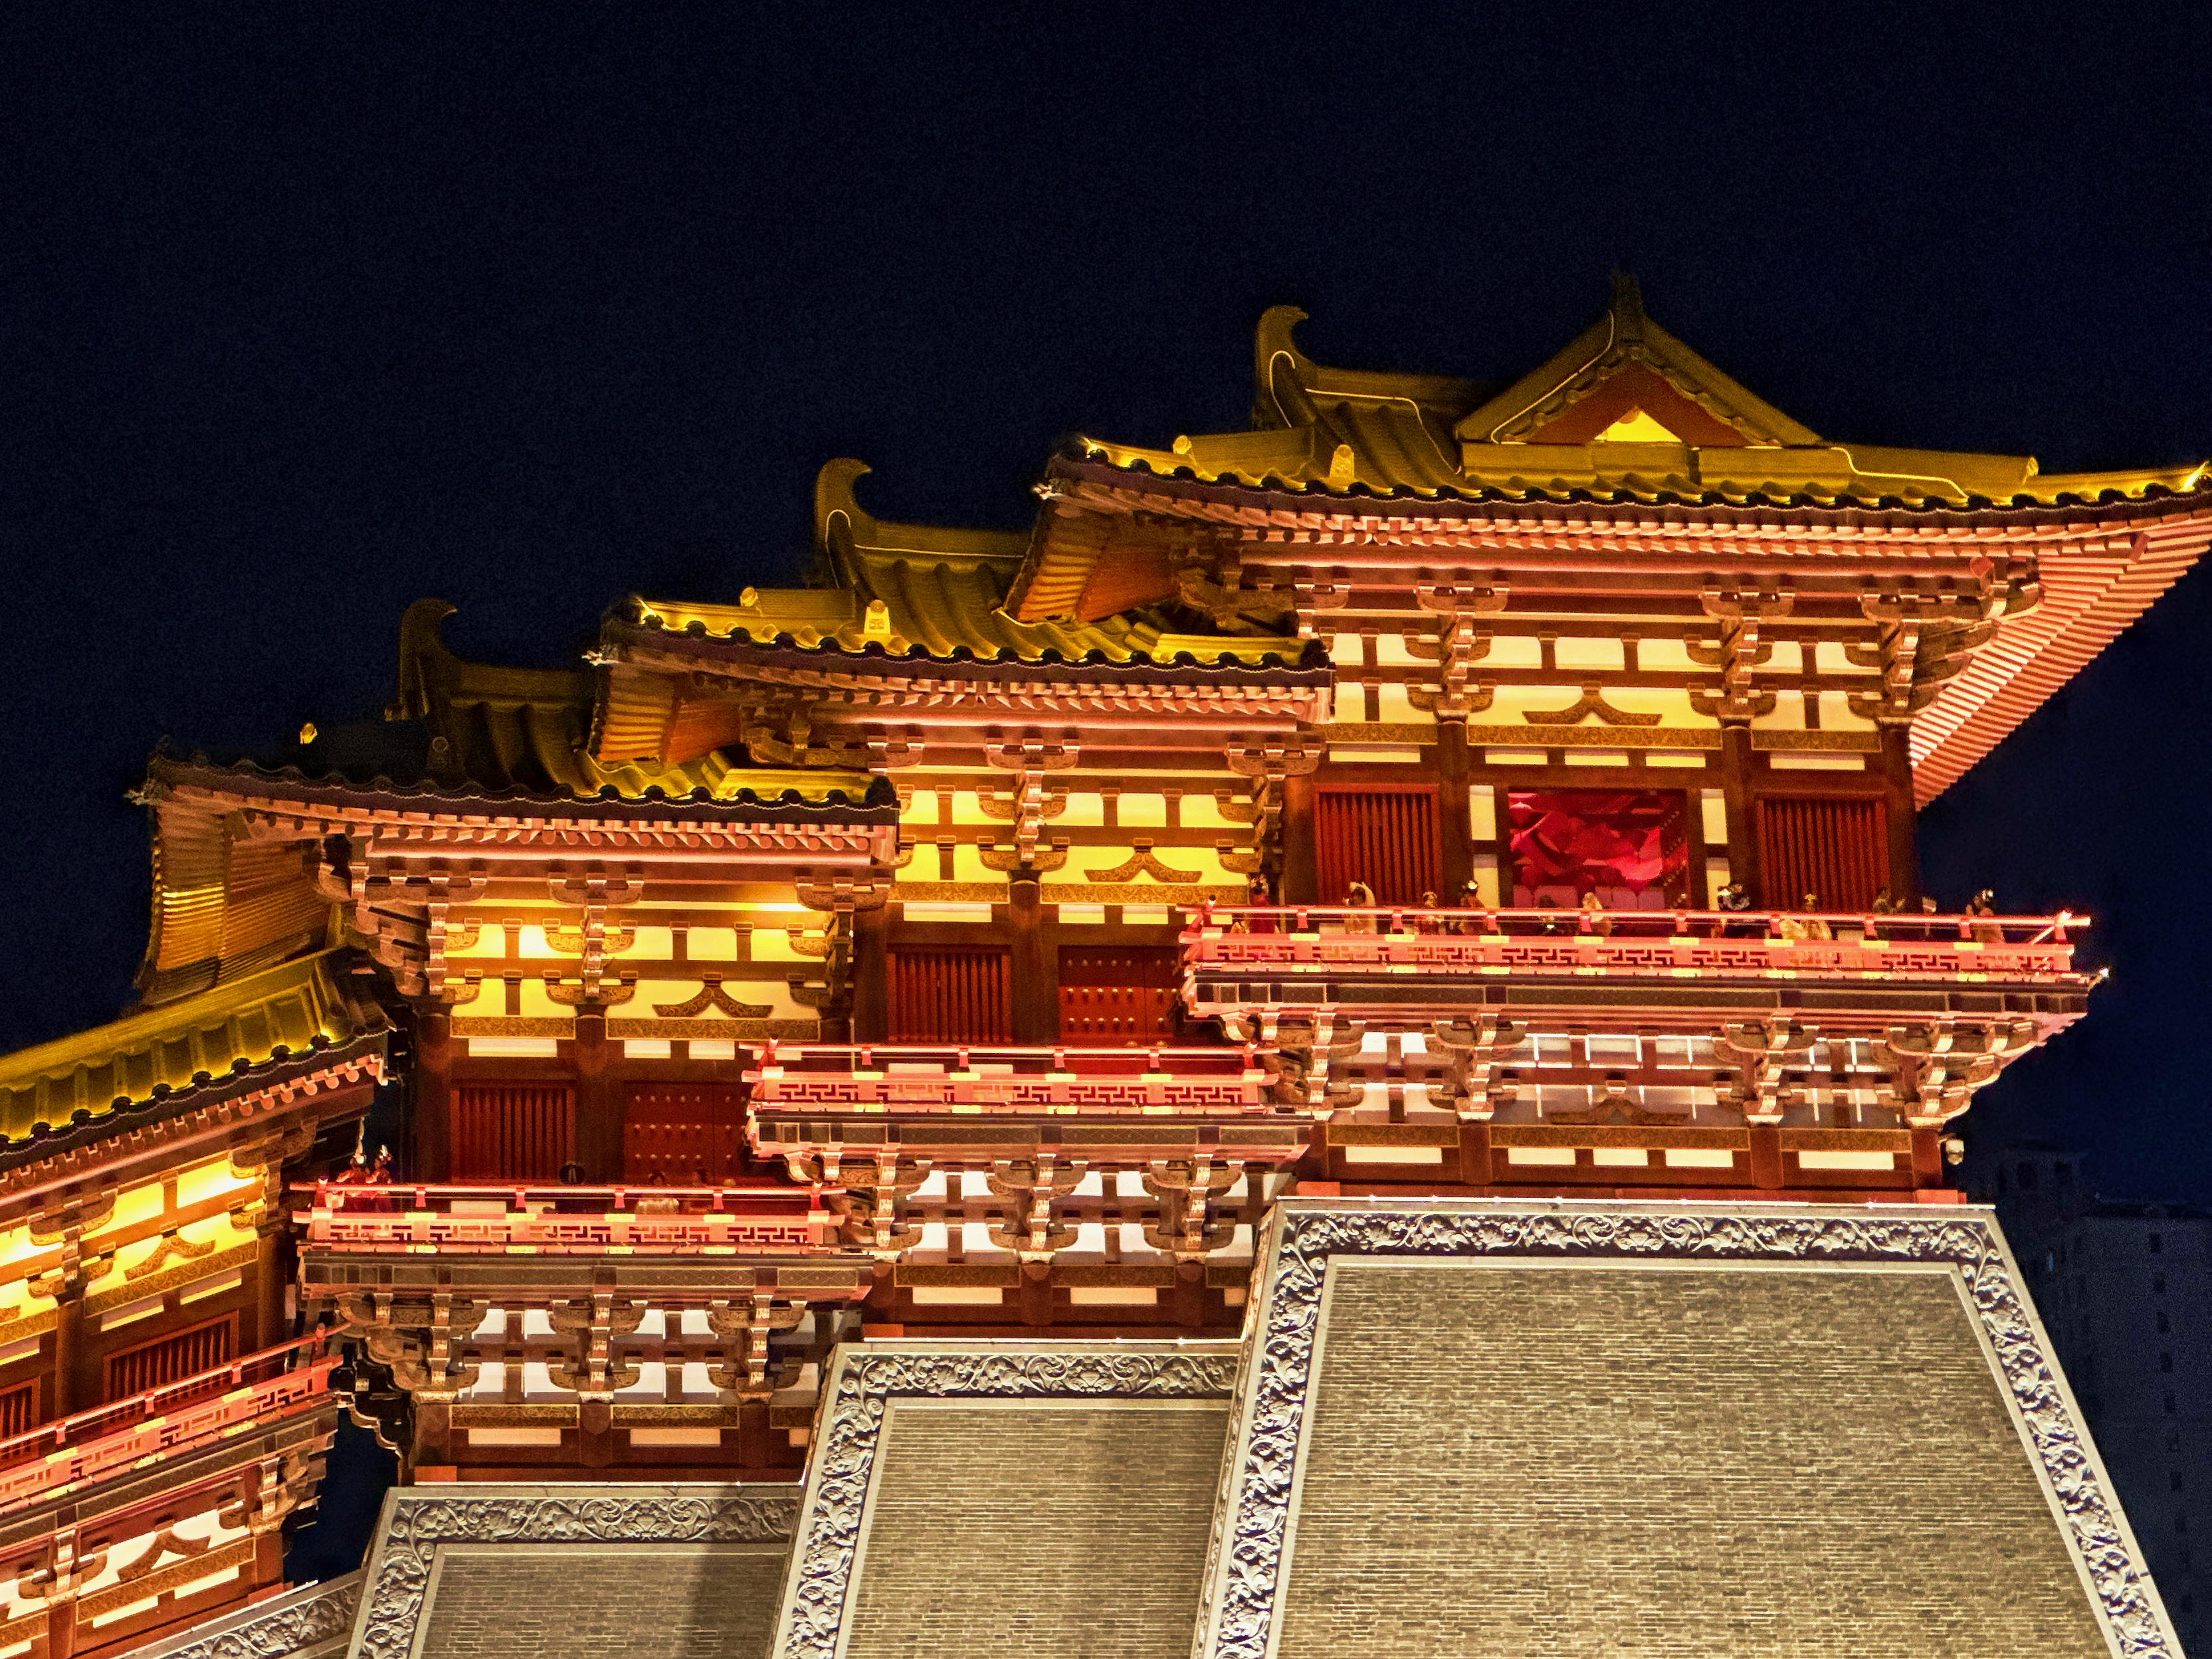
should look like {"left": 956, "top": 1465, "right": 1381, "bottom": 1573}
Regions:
{"left": 1997, "top": 1144, "right": 2212, "bottom": 1651}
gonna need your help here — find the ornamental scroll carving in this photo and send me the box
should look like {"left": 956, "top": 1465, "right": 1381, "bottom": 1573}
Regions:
{"left": 130, "top": 1570, "right": 361, "bottom": 1659}
{"left": 357, "top": 1488, "right": 797, "bottom": 1659}
{"left": 1197, "top": 1206, "right": 2175, "bottom": 1659}
{"left": 775, "top": 1348, "right": 1237, "bottom": 1659}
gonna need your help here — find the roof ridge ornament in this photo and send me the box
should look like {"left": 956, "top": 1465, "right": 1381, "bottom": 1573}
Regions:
{"left": 1610, "top": 270, "right": 1646, "bottom": 348}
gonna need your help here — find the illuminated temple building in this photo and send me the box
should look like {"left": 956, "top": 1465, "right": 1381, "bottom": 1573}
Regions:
{"left": 2, "top": 279, "right": 2205, "bottom": 1657}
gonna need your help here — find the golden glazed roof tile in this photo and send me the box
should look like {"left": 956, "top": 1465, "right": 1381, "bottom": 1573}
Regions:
{"left": 627, "top": 460, "right": 1307, "bottom": 670}
{"left": 1075, "top": 281, "right": 2211, "bottom": 510}
{"left": 0, "top": 950, "right": 385, "bottom": 1149}
{"left": 274, "top": 598, "right": 885, "bottom": 808}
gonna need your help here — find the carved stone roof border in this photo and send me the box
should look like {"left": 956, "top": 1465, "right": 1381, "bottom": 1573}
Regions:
{"left": 350, "top": 1482, "right": 798, "bottom": 1659}
{"left": 1193, "top": 1199, "right": 2177, "bottom": 1659}
{"left": 114, "top": 1569, "right": 362, "bottom": 1659}
{"left": 770, "top": 1339, "right": 1239, "bottom": 1659}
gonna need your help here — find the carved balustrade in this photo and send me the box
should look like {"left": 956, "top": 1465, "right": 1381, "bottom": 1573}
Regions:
{"left": 746, "top": 1042, "right": 1274, "bottom": 1116}
{"left": 296, "top": 1183, "right": 831, "bottom": 1255}
{"left": 1183, "top": 906, "right": 2087, "bottom": 986}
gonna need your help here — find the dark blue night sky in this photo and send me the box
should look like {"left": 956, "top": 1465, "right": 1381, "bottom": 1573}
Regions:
{"left": 3, "top": 7, "right": 2207, "bottom": 1216}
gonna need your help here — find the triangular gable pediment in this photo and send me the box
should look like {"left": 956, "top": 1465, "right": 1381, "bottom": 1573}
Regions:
{"left": 1455, "top": 276, "right": 1821, "bottom": 448}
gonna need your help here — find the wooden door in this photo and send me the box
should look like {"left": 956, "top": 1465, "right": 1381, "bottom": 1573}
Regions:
{"left": 624, "top": 1083, "right": 748, "bottom": 1185}
{"left": 888, "top": 946, "right": 1011, "bottom": 1042}
{"left": 1058, "top": 947, "right": 1180, "bottom": 1044}
{"left": 452, "top": 1084, "right": 575, "bottom": 1181}
{"left": 1315, "top": 786, "right": 1440, "bottom": 906}
{"left": 1756, "top": 795, "right": 1886, "bottom": 910}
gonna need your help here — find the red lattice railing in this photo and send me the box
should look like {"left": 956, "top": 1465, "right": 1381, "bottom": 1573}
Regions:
{"left": 748, "top": 1043, "right": 1271, "bottom": 1114}
{"left": 296, "top": 1183, "right": 828, "bottom": 1253}
{"left": 0, "top": 1335, "right": 336, "bottom": 1515}
{"left": 1181, "top": 906, "right": 2088, "bottom": 985}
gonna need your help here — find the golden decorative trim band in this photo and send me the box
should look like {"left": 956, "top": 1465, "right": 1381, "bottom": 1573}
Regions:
{"left": 1751, "top": 729, "right": 1882, "bottom": 751}
{"left": 450, "top": 1017, "right": 575, "bottom": 1038}
{"left": 606, "top": 1019, "right": 820, "bottom": 1040}
{"left": 1463, "top": 724, "right": 1722, "bottom": 750}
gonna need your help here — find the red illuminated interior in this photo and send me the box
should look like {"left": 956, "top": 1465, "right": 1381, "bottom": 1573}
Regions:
{"left": 1507, "top": 789, "right": 1689, "bottom": 908}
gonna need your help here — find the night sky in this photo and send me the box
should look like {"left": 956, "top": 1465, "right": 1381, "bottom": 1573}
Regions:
{"left": 3, "top": 8, "right": 2208, "bottom": 1212}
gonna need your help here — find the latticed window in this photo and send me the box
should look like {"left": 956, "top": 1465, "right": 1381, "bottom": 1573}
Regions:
{"left": 0, "top": 1383, "right": 34, "bottom": 1438}
{"left": 1314, "top": 787, "right": 1439, "bottom": 906}
{"left": 452, "top": 1084, "right": 575, "bottom": 1180}
{"left": 1754, "top": 795, "right": 1886, "bottom": 911}
{"left": 1058, "top": 947, "right": 1179, "bottom": 1045}
{"left": 104, "top": 1314, "right": 235, "bottom": 1402}
{"left": 888, "top": 947, "right": 1010, "bottom": 1043}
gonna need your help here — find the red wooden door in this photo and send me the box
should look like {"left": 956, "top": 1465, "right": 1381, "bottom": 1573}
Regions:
{"left": 1314, "top": 787, "right": 1440, "bottom": 906}
{"left": 1058, "top": 947, "right": 1180, "bottom": 1044}
{"left": 452, "top": 1084, "right": 575, "bottom": 1180}
{"left": 624, "top": 1083, "right": 747, "bottom": 1185}
{"left": 1756, "top": 795, "right": 1886, "bottom": 910}
{"left": 888, "top": 947, "right": 1011, "bottom": 1042}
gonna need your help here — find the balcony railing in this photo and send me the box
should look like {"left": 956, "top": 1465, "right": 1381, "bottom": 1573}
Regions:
{"left": 1182, "top": 906, "right": 2089, "bottom": 984}
{"left": 0, "top": 1335, "right": 337, "bottom": 1513}
{"left": 296, "top": 1182, "right": 830, "bottom": 1253}
{"left": 748, "top": 1042, "right": 1273, "bottom": 1114}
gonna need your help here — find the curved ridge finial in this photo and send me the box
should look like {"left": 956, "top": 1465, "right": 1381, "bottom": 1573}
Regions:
{"left": 388, "top": 597, "right": 457, "bottom": 722}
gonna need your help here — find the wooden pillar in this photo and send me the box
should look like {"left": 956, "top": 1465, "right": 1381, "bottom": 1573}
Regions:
{"left": 250, "top": 1224, "right": 288, "bottom": 1351}
{"left": 49, "top": 1288, "right": 86, "bottom": 1418}
{"left": 851, "top": 906, "right": 888, "bottom": 1044}
{"left": 416, "top": 1009, "right": 453, "bottom": 1183}
{"left": 416, "top": 1398, "right": 452, "bottom": 1465}
{"left": 1879, "top": 724, "right": 1920, "bottom": 904}
{"left": 573, "top": 1013, "right": 617, "bottom": 1181}
{"left": 1748, "top": 1126, "right": 1783, "bottom": 1191}
{"left": 1454, "top": 1122, "right": 1490, "bottom": 1189}
{"left": 1282, "top": 774, "right": 1318, "bottom": 905}
{"left": 1007, "top": 878, "right": 1055, "bottom": 1044}
{"left": 1719, "top": 724, "right": 1760, "bottom": 902}
{"left": 1435, "top": 722, "right": 1472, "bottom": 901}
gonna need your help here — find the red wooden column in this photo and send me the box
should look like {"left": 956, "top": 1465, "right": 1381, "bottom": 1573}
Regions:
{"left": 1435, "top": 722, "right": 1472, "bottom": 901}
{"left": 49, "top": 1286, "right": 86, "bottom": 1418}
{"left": 852, "top": 905, "right": 888, "bottom": 1043}
{"left": 1282, "top": 773, "right": 1318, "bottom": 904}
{"left": 1878, "top": 724, "right": 1920, "bottom": 903}
{"left": 572, "top": 1011, "right": 617, "bottom": 1181}
{"left": 1718, "top": 724, "right": 1761, "bottom": 902}
{"left": 415, "top": 1009, "right": 453, "bottom": 1182}
{"left": 1007, "top": 877, "right": 1055, "bottom": 1044}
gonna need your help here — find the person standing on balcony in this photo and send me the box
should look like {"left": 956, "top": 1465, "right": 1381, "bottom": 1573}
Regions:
{"left": 1968, "top": 888, "right": 2003, "bottom": 944}
{"left": 1345, "top": 881, "right": 1377, "bottom": 933}
{"left": 1579, "top": 890, "right": 1613, "bottom": 936}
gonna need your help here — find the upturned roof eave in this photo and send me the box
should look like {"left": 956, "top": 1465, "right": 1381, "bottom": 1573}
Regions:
{"left": 143, "top": 753, "right": 900, "bottom": 823}
{"left": 599, "top": 615, "right": 1333, "bottom": 686}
